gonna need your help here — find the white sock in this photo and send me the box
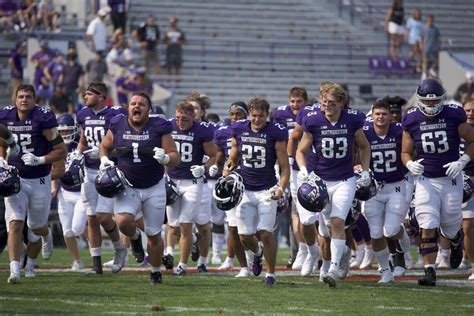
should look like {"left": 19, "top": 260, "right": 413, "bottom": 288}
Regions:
{"left": 26, "top": 256, "right": 36, "bottom": 267}
{"left": 254, "top": 244, "right": 263, "bottom": 257}
{"left": 90, "top": 247, "right": 101, "bottom": 257}
{"left": 166, "top": 246, "right": 174, "bottom": 256}
{"left": 440, "top": 249, "right": 449, "bottom": 256}
{"left": 192, "top": 233, "right": 197, "bottom": 244}
{"left": 113, "top": 240, "right": 124, "bottom": 250}
{"left": 299, "top": 242, "right": 308, "bottom": 253}
{"left": 329, "top": 239, "right": 346, "bottom": 272}
{"left": 321, "top": 260, "right": 330, "bottom": 273}
{"left": 375, "top": 248, "right": 390, "bottom": 271}
{"left": 151, "top": 266, "right": 161, "bottom": 273}
{"left": 265, "top": 272, "right": 275, "bottom": 278}
{"left": 212, "top": 233, "right": 225, "bottom": 256}
{"left": 471, "top": 266, "right": 474, "bottom": 275}
{"left": 178, "top": 262, "right": 187, "bottom": 270}
{"left": 10, "top": 261, "right": 20, "bottom": 274}
{"left": 307, "top": 243, "right": 319, "bottom": 258}
{"left": 225, "top": 256, "right": 233, "bottom": 264}
{"left": 198, "top": 256, "right": 207, "bottom": 265}
{"left": 131, "top": 230, "right": 140, "bottom": 241}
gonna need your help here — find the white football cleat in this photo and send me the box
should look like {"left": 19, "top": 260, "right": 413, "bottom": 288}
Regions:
{"left": 437, "top": 253, "right": 450, "bottom": 269}
{"left": 393, "top": 266, "right": 406, "bottom": 277}
{"left": 292, "top": 249, "right": 308, "bottom": 271}
{"left": 24, "top": 263, "right": 36, "bottom": 278}
{"left": 218, "top": 257, "right": 234, "bottom": 270}
{"left": 350, "top": 246, "right": 365, "bottom": 268}
{"left": 71, "top": 260, "right": 84, "bottom": 271}
{"left": 235, "top": 267, "right": 251, "bottom": 278}
{"left": 211, "top": 254, "right": 222, "bottom": 265}
{"left": 338, "top": 247, "right": 352, "bottom": 279}
{"left": 301, "top": 254, "right": 317, "bottom": 277}
{"left": 468, "top": 273, "right": 474, "bottom": 281}
{"left": 458, "top": 258, "right": 471, "bottom": 269}
{"left": 404, "top": 251, "right": 414, "bottom": 270}
{"left": 359, "top": 247, "right": 375, "bottom": 269}
{"left": 7, "top": 272, "right": 20, "bottom": 284}
{"left": 111, "top": 247, "right": 128, "bottom": 273}
{"left": 322, "top": 270, "right": 338, "bottom": 287}
{"left": 378, "top": 269, "right": 394, "bottom": 283}
{"left": 41, "top": 228, "right": 53, "bottom": 260}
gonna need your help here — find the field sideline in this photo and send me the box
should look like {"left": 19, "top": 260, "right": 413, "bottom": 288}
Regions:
{"left": 1, "top": 248, "right": 473, "bottom": 315}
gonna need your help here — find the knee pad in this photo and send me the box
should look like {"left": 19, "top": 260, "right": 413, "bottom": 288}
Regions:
{"left": 369, "top": 225, "right": 383, "bottom": 240}
{"left": 441, "top": 228, "right": 463, "bottom": 245}
{"left": 420, "top": 228, "right": 438, "bottom": 245}
{"left": 440, "top": 222, "right": 462, "bottom": 241}
{"left": 63, "top": 230, "right": 75, "bottom": 238}
{"left": 27, "top": 229, "right": 41, "bottom": 243}
{"left": 419, "top": 245, "right": 438, "bottom": 256}
{"left": 383, "top": 225, "right": 400, "bottom": 239}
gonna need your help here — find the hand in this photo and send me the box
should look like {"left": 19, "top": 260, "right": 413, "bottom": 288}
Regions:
{"left": 99, "top": 156, "right": 115, "bottom": 170}
{"left": 6, "top": 144, "right": 21, "bottom": 158}
{"left": 0, "top": 157, "right": 7, "bottom": 168}
{"left": 406, "top": 159, "right": 424, "bottom": 176}
{"left": 190, "top": 165, "right": 205, "bottom": 178}
{"left": 359, "top": 170, "right": 371, "bottom": 187}
{"left": 70, "top": 149, "right": 84, "bottom": 161}
{"left": 297, "top": 165, "right": 309, "bottom": 183}
{"left": 223, "top": 161, "right": 235, "bottom": 176}
{"left": 21, "top": 153, "right": 45, "bottom": 166}
{"left": 208, "top": 164, "right": 219, "bottom": 177}
{"left": 84, "top": 146, "right": 99, "bottom": 159}
{"left": 153, "top": 147, "right": 170, "bottom": 165}
{"left": 269, "top": 185, "right": 283, "bottom": 200}
{"left": 443, "top": 154, "right": 471, "bottom": 179}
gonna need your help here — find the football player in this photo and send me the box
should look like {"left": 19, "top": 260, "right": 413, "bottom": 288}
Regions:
{"left": 211, "top": 101, "right": 250, "bottom": 276}
{"left": 99, "top": 92, "right": 180, "bottom": 284}
{"left": 75, "top": 82, "right": 128, "bottom": 274}
{"left": 296, "top": 83, "right": 371, "bottom": 287}
{"left": 224, "top": 97, "right": 290, "bottom": 286}
{"left": 402, "top": 79, "right": 474, "bottom": 286}
{"left": 461, "top": 98, "right": 474, "bottom": 280}
{"left": 54, "top": 113, "right": 87, "bottom": 271}
{"left": 0, "top": 84, "right": 67, "bottom": 283}
{"left": 362, "top": 99, "right": 411, "bottom": 283}
{"left": 165, "top": 101, "right": 216, "bottom": 275}
{"left": 271, "top": 87, "right": 306, "bottom": 267}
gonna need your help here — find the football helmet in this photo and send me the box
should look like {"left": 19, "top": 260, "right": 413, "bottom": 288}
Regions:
{"left": 345, "top": 199, "right": 361, "bottom": 229}
{"left": 0, "top": 164, "right": 20, "bottom": 197}
{"left": 463, "top": 173, "right": 473, "bottom": 203}
{"left": 416, "top": 79, "right": 446, "bottom": 117}
{"left": 57, "top": 113, "right": 78, "bottom": 144}
{"left": 95, "top": 165, "right": 127, "bottom": 198}
{"left": 60, "top": 152, "right": 84, "bottom": 188}
{"left": 165, "top": 175, "right": 179, "bottom": 206}
{"left": 213, "top": 172, "right": 245, "bottom": 211}
{"left": 354, "top": 170, "right": 378, "bottom": 201}
{"left": 297, "top": 172, "right": 328, "bottom": 213}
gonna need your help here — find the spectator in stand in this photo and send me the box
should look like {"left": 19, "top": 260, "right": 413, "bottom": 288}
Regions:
{"left": 49, "top": 84, "right": 72, "bottom": 116}
{"left": 164, "top": 16, "right": 186, "bottom": 81}
{"left": 422, "top": 14, "right": 441, "bottom": 79}
{"left": 86, "top": 8, "right": 108, "bottom": 54}
{"left": 21, "top": 0, "right": 37, "bottom": 31}
{"left": 0, "top": 0, "right": 17, "bottom": 32}
{"left": 406, "top": 8, "right": 423, "bottom": 73}
{"left": 115, "top": 70, "right": 131, "bottom": 107}
{"left": 108, "top": 0, "right": 126, "bottom": 33}
{"left": 30, "top": 40, "right": 55, "bottom": 67}
{"left": 8, "top": 42, "right": 25, "bottom": 104}
{"left": 134, "top": 15, "right": 160, "bottom": 75}
{"left": 60, "top": 48, "right": 84, "bottom": 112}
{"left": 37, "top": 0, "right": 60, "bottom": 32}
{"left": 106, "top": 39, "right": 134, "bottom": 68}
{"left": 454, "top": 72, "right": 474, "bottom": 104}
{"left": 85, "top": 52, "right": 108, "bottom": 85}
{"left": 44, "top": 51, "right": 65, "bottom": 88}
{"left": 384, "top": 0, "right": 404, "bottom": 60}
{"left": 132, "top": 68, "right": 153, "bottom": 96}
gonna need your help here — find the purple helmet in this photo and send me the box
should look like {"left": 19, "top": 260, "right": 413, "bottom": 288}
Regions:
{"left": 0, "top": 164, "right": 20, "bottom": 197}
{"left": 165, "top": 175, "right": 179, "bottom": 206}
{"left": 354, "top": 170, "right": 378, "bottom": 201}
{"left": 297, "top": 173, "right": 328, "bottom": 213}
{"left": 60, "top": 152, "right": 84, "bottom": 188}
{"left": 416, "top": 79, "right": 446, "bottom": 117}
{"left": 57, "top": 113, "right": 78, "bottom": 144}
{"left": 95, "top": 166, "right": 127, "bottom": 198}
{"left": 213, "top": 172, "right": 245, "bottom": 211}
{"left": 463, "top": 173, "right": 473, "bottom": 204}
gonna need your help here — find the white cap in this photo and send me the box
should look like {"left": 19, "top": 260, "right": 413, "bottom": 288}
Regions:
{"left": 466, "top": 71, "right": 473, "bottom": 80}
{"left": 98, "top": 8, "right": 108, "bottom": 17}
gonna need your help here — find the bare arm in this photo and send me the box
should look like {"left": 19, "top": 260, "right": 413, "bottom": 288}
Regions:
{"left": 50, "top": 159, "right": 65, "bottom": 181}
{"left": 459, "top": 122, "right": 474, "bottom": 161}
{"left": 401, "top": 130, "right": 416, "bottom": 166}
{"left": 42, "top": 128, "right": 67, "bottom": 163}
{"left": 287, "top": 123, "right": 303, "bottom": 158}
{"left": 77, "top": 127, "right": 88, "bottom": 152}
{"left": 354, "top": 128, "right": 371, "bottom": 171}
{"left": 295, "top": 131, "right": 313, "bottom": 170}
{"left": 98, "top": 130, "right": 114, "bottom": 159}
{"left": 276, "top": 140, "right": 290, "bottom": 191}
{"left": 161, "top": 133, "right": 180, "bottom": 167}
{"left": 223, "top": 137, "right": 240, "bottom": 176}
{"left": 214, "top": 146, "right": 226, "bottom": 170}
{"left": 203, "top": 141, "right": 217, "bottom": 170}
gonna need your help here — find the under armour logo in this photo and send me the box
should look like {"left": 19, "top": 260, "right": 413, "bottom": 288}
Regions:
{"left": 40, "top": 178, "right": 45, "bottom": 185}
{"left": 25, "top": 120, "right": 31, "bottom": 125}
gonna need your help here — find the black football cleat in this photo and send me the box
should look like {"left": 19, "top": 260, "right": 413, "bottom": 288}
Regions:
{"left": 162, "top": 254, "right": 174, "bottom": 270}
{"left": 150, "top": 271, "right": 162, "bottom": 285}
{"left": 418, "top": 267, "right": 436, "bottom": 286}
{"left": 131, "top": 233, "right": 145, "bottom": 263}
{"left": 449, "top": 232, "right": 464, "bottom": 269}
{"left": 191, "top": 233, "right": 201, "bottom": 262}
{"left": 197, "top": 264, "right": 208, "bottom": 273}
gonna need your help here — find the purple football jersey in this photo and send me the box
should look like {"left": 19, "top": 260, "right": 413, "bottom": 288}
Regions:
{"left": 403, "top": 104, "right": 466, "bottom": 178}
{"left": 232, "top": 120, "right": 287, "bottom": 191}
{"left": 460, "top": 139, "right": 474, "bottom": 176}
{"left": 272, "top": 105, "right": 298, "bottom": 138}
{"left": 166, "top": 120, "right": 214, "bottom": 180}
{"left": 110, "top": 114, "right": 172, "bottom": 188}
{"left": 214, "top": 125, "right": 233, "bottom": 158}
{"left": 294, "top": 103, "right": 321, "bottom": 172}
{"left": 303, "top": 108, "right": 365, "bottom": 181}
{"left": 363, "top": 122, "right": 406, "bottom": 183}
{"left": 76, "top": 105, "right": 127, "bottom": 169}
{"left": 0, "top": 106, "right": 57, "bottom": 178}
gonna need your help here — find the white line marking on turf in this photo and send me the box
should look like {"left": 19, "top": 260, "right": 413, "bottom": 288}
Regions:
{"left": 287, "top": 307, "right": 339, "bottom": 313}
{"left": 375, "top": 306, "right": 421, "bottom": 311}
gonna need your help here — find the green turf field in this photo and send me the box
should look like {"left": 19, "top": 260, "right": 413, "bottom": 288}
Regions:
{"left": 1, "top": 248, "right": 473, "bottom": 315}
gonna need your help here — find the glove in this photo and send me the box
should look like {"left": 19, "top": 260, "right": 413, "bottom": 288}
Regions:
{"left": 84, "top": 146, "right": 99, "bottom": 159}
{"left": 99, "top": 156, "right": 115, "bottom": 170}
{"left": 6, "top": 143, "right": 21, "bottom": 158}
{"left": 443, "top": 154, "right": 471, "bottom": 179}
{"left": 153, "top": 147, "right": 170, "bottom": 165}
{"left": 21, "top": 153, "right": 45, "bottom": 166}
{"left": 208, "top": 164, "right": 219, "bottom": 177}
{"left": 406, "top": 158, "right": 424, "bottom": 176}
{"left": 359, "top": 170, "right": 371, "bottom": 187}
{"left": 190, "top": 165, "right": 205, "bottom": 178}
{"left": 70, "top": 149, "right": 84, "bottom": 161}
{"left": 297, "top": 165, "right": 309, "bottom": 183}
{"left": 269, "top": 185, "right": 283, "bottom": 200}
